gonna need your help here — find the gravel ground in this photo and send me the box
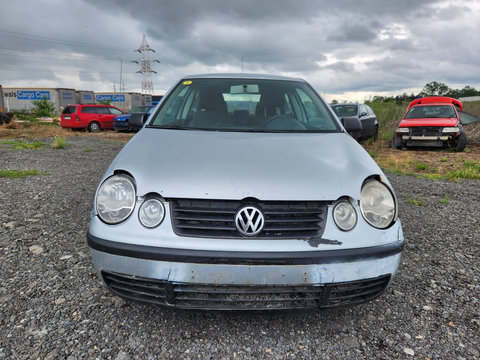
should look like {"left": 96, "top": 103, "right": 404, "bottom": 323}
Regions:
{"left": 0, "top": 136, "right": 479, "bottom": 360}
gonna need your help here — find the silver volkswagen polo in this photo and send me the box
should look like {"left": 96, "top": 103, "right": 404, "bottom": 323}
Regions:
{"left": 87, "top": 74, "right": 404, "bottom": 310}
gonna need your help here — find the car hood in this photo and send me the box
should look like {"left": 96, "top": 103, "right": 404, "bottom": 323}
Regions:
{"left": 105, "top": 128, "right": 385, "bottom": 201}
{"left": 114, "top": 114, "right": 130, "bottom": 121}
{"left": 399, "top": 117, "right": 459, "bottom": 127}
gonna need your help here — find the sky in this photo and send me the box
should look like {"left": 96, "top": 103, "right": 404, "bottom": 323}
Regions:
{"left": 1, "top": 0, "right": 480, "bottom": 102}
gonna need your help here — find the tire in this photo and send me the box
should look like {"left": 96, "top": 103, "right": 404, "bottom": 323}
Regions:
{"left": 88, "top": 121, "right": 100, "bottom": 133}
{"left": 373, "top": 125, "right": 379, "bottom": 142}
{"left": 455, "top": 132, "right": 467, "bottom": 152}
{"left": 390, "top": 133, "right": 404, "bottom": 149}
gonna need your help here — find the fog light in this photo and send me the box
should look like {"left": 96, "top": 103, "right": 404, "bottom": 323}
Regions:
{"left": 138, "top": 198, "right": 165, "bottom": 228}
{"left": 333, "top": 200, "right": 357, "bottom": 231}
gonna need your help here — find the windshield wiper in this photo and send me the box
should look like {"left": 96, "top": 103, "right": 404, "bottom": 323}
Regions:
{"left": 148, "top": 124, "right": 192, "bottom": 130}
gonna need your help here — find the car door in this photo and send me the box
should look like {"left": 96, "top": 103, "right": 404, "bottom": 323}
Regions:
{"left": 358, "top": 104, "right": 377, "bottom": 138}
{"left": 80, "top": 106, "right": 97, "bottom": 128}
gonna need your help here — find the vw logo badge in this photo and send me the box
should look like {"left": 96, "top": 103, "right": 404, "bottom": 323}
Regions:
{"left": 235, "top": 206, "right": 265, "bottom": 236}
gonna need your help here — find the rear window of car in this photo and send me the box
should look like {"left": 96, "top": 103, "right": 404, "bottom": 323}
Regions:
{"left": 62, "top": 106, "right": 77, "bottom": 114}
{"left": 331, "top": 105, "right": 357, "bottom": 117}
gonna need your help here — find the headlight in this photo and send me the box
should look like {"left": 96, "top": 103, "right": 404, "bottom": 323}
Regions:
{"left": 360, "top": 180, "right": 396, "bottom": 229}
{"left": 395, "top": 127, "right": 409, "bottom": 133}
{"left": 138, "top": 198, "right": 165, "bottom": 228}
{"left": 333, "top": 200, "right": 357, "bottom": 231}
{"left": 96, "top": 174, "right": 136, "bottom": 224}
{"left": 442, "top": 127, "right": 459, "bottom": 133}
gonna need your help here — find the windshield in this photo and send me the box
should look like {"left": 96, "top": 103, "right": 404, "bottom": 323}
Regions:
{"left": 405, "top": 105, "right": 457, "bottom": 119}
{"left": 149, "top": 78, "right": 340, "bottom": 132}
{"left": 331, "top": 105, "right": 358, "bottom": 117}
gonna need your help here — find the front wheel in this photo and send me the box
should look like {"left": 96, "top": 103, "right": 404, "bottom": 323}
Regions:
{"left": 88, "top": 121, "right": 100, "bottom": 133}
{"left": 390, "top": 133, "right": 404, "bottom": 149}
{"left": 454, "top": 132, "right": 467, "bottom": 152}
{"left": 373, "top": 125, "right": 379, "bottom": 142}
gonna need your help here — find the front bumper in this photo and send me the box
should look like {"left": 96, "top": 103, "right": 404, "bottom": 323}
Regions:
{"left": 87, "top": 229, "right": 404, "bottom": 310}
{"left": 394, "top": 126, "right": 459, "bottom": 147}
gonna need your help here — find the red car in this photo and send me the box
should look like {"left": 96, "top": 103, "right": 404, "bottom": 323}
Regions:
{"left": 391, "top": 96, "right": 466, "bottom": 152}
{"left": 61, "top": 104, "right": 125, "bottom": 132}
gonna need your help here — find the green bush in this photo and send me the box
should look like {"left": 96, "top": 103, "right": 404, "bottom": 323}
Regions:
{"left": 366, "top": 99, "right": 406, "bottom": 140}
{"left": 32, "top": 98, "right": 56, "bottom": 117}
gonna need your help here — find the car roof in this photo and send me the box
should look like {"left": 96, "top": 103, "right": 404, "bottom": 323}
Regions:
{"left": 183, "top": 73, "right": 305, "bottom": 82}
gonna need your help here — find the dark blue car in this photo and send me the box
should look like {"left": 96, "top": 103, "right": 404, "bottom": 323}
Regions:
{"left": 114, "top": 106, "right": 154, "bottom": 131}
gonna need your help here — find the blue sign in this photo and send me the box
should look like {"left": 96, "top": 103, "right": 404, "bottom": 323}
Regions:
{"left": 96, "top": 94, "right": 125, "bottom": 102}
{"left": 81, "top": 93, "right": 93, "bottom": 102}
{"left": 61, "top": 91, "right": 74, "bottom": 100}
{"left": 17, "top": 91, "right": 50, "bottom": 100}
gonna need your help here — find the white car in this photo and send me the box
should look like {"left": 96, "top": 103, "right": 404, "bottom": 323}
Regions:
{"left": 87, "top": 74, "right": 404, "bottom": 310}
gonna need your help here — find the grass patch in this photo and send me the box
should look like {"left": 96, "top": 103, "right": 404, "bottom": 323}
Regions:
{"left": 374, "top": 152, "right": 415, "bottom": 174}
{"left": 446, "top": 166, "right": 480, "bottom": 181}
{"left": 52, "top": 136, "right": 67, "bottom": 149}
{"left": 0, "top": 140, "right": 46, "bottom": 149}
{"left": 440, "top": 158, "right": 448, "bottom": 163}
{"left": 406, "top": 196, "right": 425, "bottom": 206}
{"left": 445, "top": 160, "right": 480, "bottom": 181}
{"left": 440, "top": 196, "right": 450, "bottom": 204}
{"left": 463, "top": 160, "right": 478, "bottom": 167}
{"left": 84, "top": 147, "right": 95, "bottom": 152}
{"left": 0, "top": 169, "right": 48, "bottom": 178}
{"left": 419, "top": 173, "right": 443, "bottom": 181}
{"left": 415, "top": 162, "right": 429, "bottom": 171}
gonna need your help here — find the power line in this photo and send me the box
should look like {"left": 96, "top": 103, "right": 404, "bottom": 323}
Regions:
{"left": 0, "top": 28, "right": 131, "bottom": 51}
{"left": 0, "top": 51, "right": 129, "bottom": 64}
{"left": 0, "top": 65, "right": 136, "bottom": 74}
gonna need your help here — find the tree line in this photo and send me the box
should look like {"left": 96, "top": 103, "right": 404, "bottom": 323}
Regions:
{"left": 366, "top": 81, "right": 480, "bottom": 104}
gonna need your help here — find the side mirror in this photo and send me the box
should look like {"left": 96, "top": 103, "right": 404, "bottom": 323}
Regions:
{"left": 341, "top": 116, "right": 362, "bottom": 132}
{"left": 360, "top": 112, "right": 367, "bottom": 117}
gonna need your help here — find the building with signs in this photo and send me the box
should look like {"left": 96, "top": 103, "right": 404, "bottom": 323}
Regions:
{"left": 0, "top": 87, "right": 150, "bottom": 113}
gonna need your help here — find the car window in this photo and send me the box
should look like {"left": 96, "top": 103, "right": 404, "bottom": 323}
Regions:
{"left": 96, "top": 107, "right": 110, "bottom": 114}
{"left": 405, "top": 105, "right": 457, "bottom": 119}
{"left": 62, "top": 106, "right": 77, "bottom": 114}
{"left": 81, "top": 107, "right": 96, "bottom": 114}
{"left": 149, "top": 78, "right": 340, "bottom": 132}
{"left": 109, "top": 108, "right": 124, "bottom": 115}
{"left": 331, "top": 105, "right": 357, "bottom": 117}
{"left": 129, "top": 106, "right": 149, "bottom": 114}
{"left": 358, "top": 105, "right": 368, "bottom": 116}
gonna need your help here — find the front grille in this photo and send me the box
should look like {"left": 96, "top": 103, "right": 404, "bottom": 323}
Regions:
{"left": 169, "top": 199, "right": 328, "bottom": 239}
{"left": 102, "top": 271, "right": 391, "bottom": 310}
{"left": 410, "top": 127, "right": 442, "bottom": 137}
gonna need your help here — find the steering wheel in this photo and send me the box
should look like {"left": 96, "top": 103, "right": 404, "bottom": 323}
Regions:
{"left": 262, "top": 115, "right": 306, "bottom": 130}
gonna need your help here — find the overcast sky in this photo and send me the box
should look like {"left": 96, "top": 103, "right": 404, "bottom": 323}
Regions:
{"left": 1, "top": 0, "right": 480, "bottom": 101}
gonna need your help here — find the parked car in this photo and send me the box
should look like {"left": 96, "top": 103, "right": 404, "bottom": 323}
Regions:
{"left": 391, "top": 96, "right": 468, "bottom": 151}
{"left": 61, "top": 104, "right": 125, "bottom": 132}
{"left": 330, "top": 103, "right": 378, "bottom": 141}
{"left": 113, "top": 105, "right": 154, "bottom": 131}
{"left": 87, "top": 74, "right": 404, "bottom": 310}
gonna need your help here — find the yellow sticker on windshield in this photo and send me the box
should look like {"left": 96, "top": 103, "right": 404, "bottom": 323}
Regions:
{"left": 183, "top": 80, "right": 192, "bottom": 85}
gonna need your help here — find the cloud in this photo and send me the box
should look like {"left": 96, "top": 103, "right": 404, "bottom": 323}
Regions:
{"left": 0, "top": 0, "right": 479, "bottom": 99}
